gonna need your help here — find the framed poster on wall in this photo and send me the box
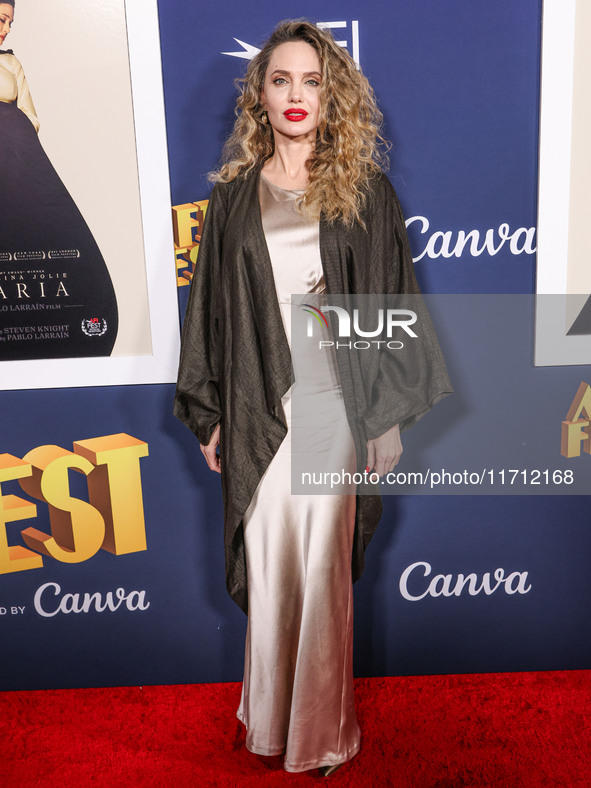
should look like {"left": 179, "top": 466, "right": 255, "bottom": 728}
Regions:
{"left": 535, "top": 0, "right": 591, "bottom": 365}
{"left": 0, "top": 0, "right": 179, "bottom": 389}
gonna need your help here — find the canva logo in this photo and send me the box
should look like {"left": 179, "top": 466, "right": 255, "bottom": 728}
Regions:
{"left": 399, "top": 561, "right": 532, "bottom": 601}
{"left": 302, "top": 304, "right": 417, "bottom": 350}
{"left": 561, "top": 382, "right": 591, "bottom": 458}
{"left": 33, "top": 582, "right": 150, "bottom": 618}
{"left": 0, "top": 433, "right": 149, "bottom": 575}
{"left": 407, "top": 216, "right": 536, "bottom": 262}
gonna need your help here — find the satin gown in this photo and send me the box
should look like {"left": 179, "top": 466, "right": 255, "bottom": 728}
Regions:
{"left": 236, "top": 174, "right": 361, "bottom": 773}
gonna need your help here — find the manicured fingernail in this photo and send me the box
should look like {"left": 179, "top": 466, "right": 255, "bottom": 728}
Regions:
{"left": 365, "top": 466, "right": 370, "bottom": 472}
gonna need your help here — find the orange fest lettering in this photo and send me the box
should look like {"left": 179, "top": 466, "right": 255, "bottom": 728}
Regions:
{"left": 0, "top": 433, "right": 149, "bottom": 574}
{"left": 172, "top": 200, "right": 209, "bottom": 286}
{"left": 561, "top": 382, "right": 591, "bottom": 458}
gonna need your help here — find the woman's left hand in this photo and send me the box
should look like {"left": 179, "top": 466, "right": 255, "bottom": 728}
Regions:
{"left": 366, "top": 424, "right": 402, "bottom": 477}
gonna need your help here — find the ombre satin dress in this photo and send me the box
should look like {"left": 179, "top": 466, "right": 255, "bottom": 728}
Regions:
{"left": 236, "top": 173, "right": 360, "bottom": 773}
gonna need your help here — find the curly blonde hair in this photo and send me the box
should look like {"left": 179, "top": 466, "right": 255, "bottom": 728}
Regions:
{"left": 210, "top": 19, "right": 390, "bottom": 226}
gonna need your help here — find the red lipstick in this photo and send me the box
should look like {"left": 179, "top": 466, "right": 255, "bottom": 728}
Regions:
{"left": 283, "top": 109, "right": 308, "bottom": 122}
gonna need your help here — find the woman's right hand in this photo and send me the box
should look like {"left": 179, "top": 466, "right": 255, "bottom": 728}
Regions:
{"left": 200, "top": 423, "right": 221, "bottom": 473}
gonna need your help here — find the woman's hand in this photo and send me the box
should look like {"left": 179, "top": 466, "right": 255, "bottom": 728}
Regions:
{"left": 366, "top": 424, "right": 402, "bottom": 477}
{"left": 200, "top": 423, "right": 221, "bottom": 474}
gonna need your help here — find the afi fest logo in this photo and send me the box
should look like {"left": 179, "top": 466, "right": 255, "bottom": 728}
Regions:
{"left": 301, "top": 304, "right": 418, "bottom": 350}
{"left": 0, "top": 433, "right": 149, "bottom": 575}
{"left": 81, "top": 317, "right": 108, "bottom": 337}
{"left": 222, "top": 20, "right": 361, "bottom": 68}
{"left": 561, "top": 382, "right": 591, "bottom": 458}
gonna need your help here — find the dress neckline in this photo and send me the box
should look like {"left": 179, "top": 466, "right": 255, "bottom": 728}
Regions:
{"left": 260, "top": 171, "right": 305, "bottom": 195}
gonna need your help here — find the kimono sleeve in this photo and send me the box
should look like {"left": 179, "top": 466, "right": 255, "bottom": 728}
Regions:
{"left": 363, "top": 175, "right": 453, "bottom": 438}
{"left": 174, "top": 183, "right": 228, "bottom": 446}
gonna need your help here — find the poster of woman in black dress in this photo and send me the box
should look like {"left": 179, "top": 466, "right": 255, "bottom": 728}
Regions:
{"left": 0, "top": 0, "right": 167, "bottom": 386}
{"left": 535, "top": 0, "right": 591, "bottom": 366}
{"left": 0, "top": 0, "right": 118, "bottom": 361}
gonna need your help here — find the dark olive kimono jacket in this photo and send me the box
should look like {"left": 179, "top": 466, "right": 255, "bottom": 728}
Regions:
{"left": 174, "top": 165, "right": 452, "bottom": 613}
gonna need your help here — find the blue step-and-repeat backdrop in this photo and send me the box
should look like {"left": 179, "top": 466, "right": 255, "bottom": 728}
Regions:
{"left": 3, "top": 0, "right": 591, "bottom": 691}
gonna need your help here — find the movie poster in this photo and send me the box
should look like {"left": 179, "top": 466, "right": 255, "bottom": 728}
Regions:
{"left": 0, "top": 0, "right": 179, "bottom": 388}
{"left": 536, "top": 0, "right": 591, "bottom": 365}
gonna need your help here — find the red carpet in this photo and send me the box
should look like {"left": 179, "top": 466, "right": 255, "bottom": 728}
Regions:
{"left": 1, "top": 671, "right": 590, "bottom": 787}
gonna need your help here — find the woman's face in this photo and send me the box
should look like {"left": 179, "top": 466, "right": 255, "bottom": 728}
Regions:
{"left": 0, "top": 4, "right": 13, "bottom": 45}
{"left": 260, "top": 41, "right": 322, "bottom": 142}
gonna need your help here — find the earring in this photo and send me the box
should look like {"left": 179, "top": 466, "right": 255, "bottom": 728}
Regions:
{"left": 261, "top": 111, "right": 268, "bottom": 124}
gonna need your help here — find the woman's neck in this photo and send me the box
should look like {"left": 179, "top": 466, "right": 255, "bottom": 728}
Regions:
{"left": 261, "top": 137, "right": 313, "bottom": 190}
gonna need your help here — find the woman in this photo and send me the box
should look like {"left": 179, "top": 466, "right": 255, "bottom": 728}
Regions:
{"left": 175, "top": 20, "right": 451, "bottom": 776}
{"left": 0, "top": 0, "right": 117, "bottom": 360}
